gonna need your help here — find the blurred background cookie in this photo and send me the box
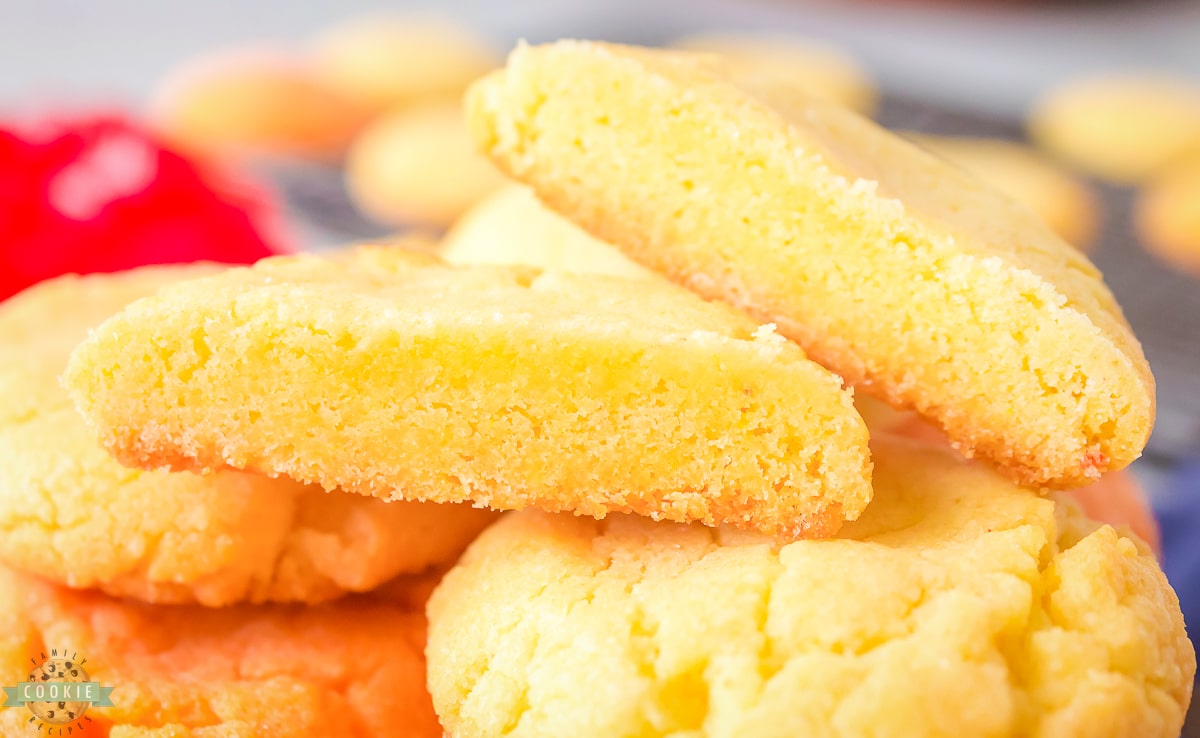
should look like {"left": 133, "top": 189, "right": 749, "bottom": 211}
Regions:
{"left": 906, "top": 133, "right": 1099, "bottom": 250}
{"left": 1028, "top": 73, "right": 1200, "bottom": 184}
{"left": 1136, "top": 157, "right": 1200, "bottom": 277}
{"left": 345, "top": 102, "right": 506, "bottom": 228}
{"left": 0, "top": 267, "right": 497, "bottom": 606}
{"left": 441, "top": 185, "right": 654, "bottom": 278}
{"left": 0, "top": 566, "right": 442, "bottom": 737}
{"left": 1, "top": 2, "right": 1199, "bottom": 731}
{"left": 314, "top": 13, "right": 498, "bottom": 114}
{"left": 150, "top": 46, "right": 372, "bottom": 160}
{"left": 672, "top": 32, "right": 876, "bottom": 115}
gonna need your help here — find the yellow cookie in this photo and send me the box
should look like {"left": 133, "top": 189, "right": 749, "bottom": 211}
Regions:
{"left": 0, "top": 567, "right": 441, "bottom": 737}
{"left": 64, "top": 247, "right": 871, "bottom": 539}
{"left": 0, "top": 267, "right": 496, "bottom": 606}
{"left": 1136, "top": 158, "right": 1200, "bottom": 277}
{"left": 908, "top": 133, "right": 1100, "bottom": 249}
{"left": 469, "top": 41, "right": 1153, "bottom": 489}
{"left": 673, "top": 33, "right": 876, "bottom": 115}
{"left": 1029, "top": 74, "right": 1200, "bottom": 183}
{"left": 442, "top": 184, "right": 654, "bottom": 278}
{"left": 315, "top": 14, "right": 498, "bottom": 112}
{"left": 427, "top": 436, "right": 1195, "bottom": 738}
{"left": 150, "top": 47, "right": 371, "bottom": 159}
{"left": 346, "top": 102, "right": 507, "bottom": 227}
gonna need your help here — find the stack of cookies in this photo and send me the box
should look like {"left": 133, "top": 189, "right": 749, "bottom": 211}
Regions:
{"left": 0, "top": 41, "right": 1193, "bottom": 737}
{"left": 0, "top": 265, "right": 496, "bottom": 735}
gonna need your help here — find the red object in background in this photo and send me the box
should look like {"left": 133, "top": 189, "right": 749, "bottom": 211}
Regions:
{"left": 0, "top": 113, "right": 289, "bottom": 300}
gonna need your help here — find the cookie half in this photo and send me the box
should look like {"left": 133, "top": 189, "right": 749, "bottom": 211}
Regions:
{"left": 0, "top": 567, "right": 440, "bottom": 737}
{"left": 0, "top": 267, "right": 495, "bottom": 606}
{"left": 467, "top": 40, "right": 1154, "bottom": 489}
{"left": 64, "top": 247, "right": 871, "bottom": 539}
{"left": 427, "top": 436, "right": 1195, "bottom": 738}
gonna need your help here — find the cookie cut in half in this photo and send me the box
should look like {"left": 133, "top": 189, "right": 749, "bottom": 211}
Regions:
{"left": 427, "top": 436, "right": 1195, "bottom": 738}
{"left": 441, "top": 184, "right": 653, "bottom": 279}
{"left": 65, "top": 247, "right": 871, "bottom": 539}
{"left": 467, "top": 40, "right": 1154, "bottom": 489}
{"left": 0, "top": 267, "right": 495, "bottom": 606}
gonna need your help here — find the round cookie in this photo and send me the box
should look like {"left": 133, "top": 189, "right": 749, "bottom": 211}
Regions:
{"left": 150, "top": 47, "right": 372, "bottom": 159}
{"left": 1029, "top": 74, "right": 1200, "bottom": 183}
{"left": 1135, "top": 159, "right": 1200, "bottom": 277}
{"left": 427, "top": 436, "right": 1195, "bottom": 738}
{"left": 314, "top": 14, "right": 498, "bottom": 112}
{"left": 469, "top": 41, "right": 1153, "bottom": 489}
{"left": 0, "top": 567, "right": 441, "bottom": 737}
{"left": 346, "top": 102, "right": 507, "bottom": 227}
{"left": 673, "top": 33, "right": 876, "bottom": 115}
{"left": 64, "top": 247, "right": 871, "bottom": 539}
{"left": 0, "top": 267, "right": 496, "bottom": 606}
{"left": 908, "top": 133, "right": 1099, "bottom": 249}
{"left": 441, "top": 185, "right": 654, "bottom": 279}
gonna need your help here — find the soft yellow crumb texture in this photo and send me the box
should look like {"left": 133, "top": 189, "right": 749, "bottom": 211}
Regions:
{"left": 467, "top": 40, "right": 1153, "bottom": 489}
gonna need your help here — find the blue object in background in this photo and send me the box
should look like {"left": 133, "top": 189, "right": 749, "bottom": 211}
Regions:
{"left": 1158, "top": 457, "right": 1200, "bottom": 652}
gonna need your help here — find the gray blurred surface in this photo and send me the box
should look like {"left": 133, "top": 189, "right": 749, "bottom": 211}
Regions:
{"left": 1, "top": 0, "right": 1199, "bottom": 117}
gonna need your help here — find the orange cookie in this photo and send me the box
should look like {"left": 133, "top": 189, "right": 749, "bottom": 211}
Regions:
{"left": 0, "top": 567, "right": 441, "bottom": 737}
{"left": 469, "top": 41, "right": 1153, "bottom": 489}
{"left": 0, "top": 267, "right": 496, "bottom": 606}
{"left": 1029, "top": 74, "right": 1200, "bottom": 183}
{"left": 150, "top": 47, "right": 371, "bottom": 159}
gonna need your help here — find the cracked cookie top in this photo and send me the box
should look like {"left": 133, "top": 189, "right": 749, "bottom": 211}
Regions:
{"left": 427, "top": 435, "right": 1194, "bottom": 738}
